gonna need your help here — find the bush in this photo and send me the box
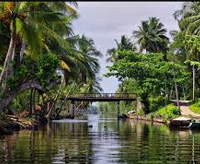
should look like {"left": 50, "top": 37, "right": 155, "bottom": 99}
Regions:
{"left": 137, "top": 108, "right": 145, "bottom": 115}
{"left": 153, "top": 104, "right": 180, "bottom": 121}
{"left": 189, "top": 98, "right": 200, "bottom": 114}
{"left": 148, "top": 96, "right": 165, "bottom": 112}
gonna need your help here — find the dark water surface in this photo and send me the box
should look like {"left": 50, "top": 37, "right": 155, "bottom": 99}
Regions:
{"left": 1, "top": 114, "right": 200, "bottom": 164}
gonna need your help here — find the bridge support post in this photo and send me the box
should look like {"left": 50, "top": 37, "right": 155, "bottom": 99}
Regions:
{"left": 71, "top": 100, "right": 75, "bottom": 119}
{"left": 117, "top": 101, "right": 120, "bottom": 118}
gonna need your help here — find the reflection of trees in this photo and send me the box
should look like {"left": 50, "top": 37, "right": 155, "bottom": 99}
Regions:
{"left": 0, "top": 132, "right": 19, "bottom": 163}
{"left": 116, "top": 120, "right": 200, "bottom": 163}
{"left": 0, "top": 122, "right": 94, "bottom": 164}
{"left": 50, "top": 122, "right": 93, "bottom": 163}
{"left": 1, "top": 119, "right": 200, "bottom": 163}
{"left": 29, "top": 130, "right": 35, "bottom": 164}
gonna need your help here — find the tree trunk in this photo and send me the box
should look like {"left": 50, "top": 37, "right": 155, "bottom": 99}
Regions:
{"left": 193, "top": 65, "right": 195, "bottom": 100}
{"left": 140, "top": 94, "right": 149, "bottom": 114}
{"left": 164, "top": 81, "right": 168, "bottom": 106}
{"left": 174, "top": 75, "right": 180, "bottom": 110}
{"left": 33, "top": 89, "right": 36, "bottom": 115}
{"left": 29, "top": 89, "right": 33, "bottom": 115}
{"left": 169, "top": 86, "right": 173, "bottom": 100}
{"left": 6, "top": 40, "right": 16, "bottom": 78}
{"left": 19, "top": 43, "right": 25, "bottom": 64}
{"left": 0, "top": 20, "right": 16, "bottom": 85}
{"left": 136, "top": 97, "right": 143, "bottom": 111}
{"left": 46, "top": 77, "right": 64, "bottom": 118}
{"left": 182, "top": 84, "right": 186, "bottom": 101}
{"left": 0, "top": 80, "right": 44, "bottom": 113}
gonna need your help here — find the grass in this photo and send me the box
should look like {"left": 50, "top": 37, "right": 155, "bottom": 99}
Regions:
{"left": 152, "top": 104, "right": 180, "bottom": 121}
{"left": 189, "top": 99, "right": 200, "bottom": 114}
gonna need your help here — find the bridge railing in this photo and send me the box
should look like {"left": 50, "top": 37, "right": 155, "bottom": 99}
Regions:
{"left": 67, "top": 93, "right": 136, "bottom": 98}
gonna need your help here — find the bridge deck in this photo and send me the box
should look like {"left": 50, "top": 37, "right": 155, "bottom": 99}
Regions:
{"left": 66, "top": 93, "right": 136, "bottom": 102}
{"left": 67, "top": 97, "right": 135, "bottom": 102}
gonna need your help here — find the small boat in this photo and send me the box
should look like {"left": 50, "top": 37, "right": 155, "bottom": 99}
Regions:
{"left": 189, "top": 121, "right": 200, "bottom": 130}
{"left": 169, "top": 116, "right": 191, "bottom": 127}
{"left": 118, "top": 114, "right": 128, "bottom": 119}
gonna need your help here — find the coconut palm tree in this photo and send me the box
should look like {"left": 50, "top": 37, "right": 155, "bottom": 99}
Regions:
{"left": 169, "top": 30, "right": 187, "bottom": 62}
{"left": 0, "top": 2, "right": 78, "bottom": 85}
{"left": 175, "top": 2, "right": 200, "bottom": 35}
{"left": 133, "top": 17, "right": 169, "bottom": 57}
{"left": 58, "top": 35, "right": 102, "bottom": 86}
{"left": 107, "top": 35, "right": 137, "bottom": 62}
{"left": 173, "top": 2, "right": 200, "bottom": 62}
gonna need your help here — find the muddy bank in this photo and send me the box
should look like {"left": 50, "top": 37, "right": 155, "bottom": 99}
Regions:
{"left": 0, "top": 115, "right": 47, "bottom": 135}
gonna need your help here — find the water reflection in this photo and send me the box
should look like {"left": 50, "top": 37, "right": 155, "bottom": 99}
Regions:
{"left": 1, "top": 114, "right": 200, "bottom": 163}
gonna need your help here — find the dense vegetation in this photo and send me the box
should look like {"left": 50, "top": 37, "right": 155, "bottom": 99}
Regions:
{"left": 1, "top": 2, "right": 200, "bottom": 124}
{"left": 99, "top": 2, "right": 200, "bottom": 118}
{"left": 0, "top": 2, "right": 102, "bottom": 122}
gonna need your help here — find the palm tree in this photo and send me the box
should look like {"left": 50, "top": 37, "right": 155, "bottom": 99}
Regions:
{"left": 0, "top": 2, "right": 78, "bottom": 85}
{"left": 107, "top": 35, "right": 137, "bottom": 62}
{"left": 175, "top": 2, "right": 200, "bottom": 35}
{"left": 59, "top": 35, "right": 102, "bottom": 86}
{"left": 173, "top": 2, "right": 200, "bottom": 61}
{"left": 171, "top": 3, "right": 200, "bottom": 101}
{"left": 169, "top": 30, "right": 187, "bottom": 62}
{"left": 173, "top": 2, "right": 192, "bottom": 22}
{"left": 133, "top": 17, "right": 169, "bottom": 58}
{"left": 0, "top": 2, "right": 79, "bottom": 113}
{"left": 0, "top": 3, "right": 103, "bottom": 113}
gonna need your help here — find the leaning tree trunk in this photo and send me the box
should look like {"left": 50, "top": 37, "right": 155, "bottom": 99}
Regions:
{"left": 33, "top": 89, "right": 36, "bottom": 115}
{"left": 0, "top": 80, "right": 44, "bottom": 113}
{"left": 29, "top": 89, "right": 33, "bottom": 115}
{"left": 0, "top": 20, "right": 16, "bottom": 85}
{"left": 46, "top": 77, "right": 65, "bottom": 118}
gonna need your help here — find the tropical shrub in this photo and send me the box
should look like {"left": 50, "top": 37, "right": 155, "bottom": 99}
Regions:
{"left": 190, "top": 98, "right": 200, "bottom": 114}
{"left": 148, "top": 96, "right": 165, "bottom": 112}
{"left": 153, "top": 104, "right": 180, "bottom": 121}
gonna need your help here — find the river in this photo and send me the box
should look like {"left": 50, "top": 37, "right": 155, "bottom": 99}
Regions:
{"left": 0, "top": 114, "right": 200, "bottom": 164}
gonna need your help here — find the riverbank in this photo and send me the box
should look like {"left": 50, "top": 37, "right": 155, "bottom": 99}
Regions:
{"left": 0, "top": 115, "right": 39, "bottom": 135}
{"left": 128, "top": 114, "right": 166, "bottom": 124}
{"left": 128, "top": 104, "right": 200, "bottom": 125}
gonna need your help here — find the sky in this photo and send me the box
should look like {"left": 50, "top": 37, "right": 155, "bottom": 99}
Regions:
{"left": 72, "top": 2, "right": 183, "bottom": 93}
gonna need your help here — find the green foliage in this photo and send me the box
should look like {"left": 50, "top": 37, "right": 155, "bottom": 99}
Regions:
{"left": 98, "top": 101, "right": 136, "bottom": 114}
{"left": 148, "top": 96, "right": 165, "bottom": 113}
{"left": 153, "top": 104, "right": 180, "bottom": 121}
{"left": 185, "top": 35, "right": 200, "bottom": 52}
{"left": 9, "top": 90, "right": 31, "bottom": 113}
{"left": 0, "top": 2, "right": 104, "bottom": 117}
{"left": 6, "top": 77, "right": 18, "bottom": 90}
{"left": 107, "top": 35, "right": 137, "bottom": 62}
{"left": 137, "top": 108, "right": 145, "bottom": 116}
{"left": 189, "top": 98, "right": 200, "bottom": 114}
{"left": 133, "top": 17, "right": 169, "bottom": 54}
{"left": 6, "top": 53, "right": 60, "bottom": 91}
{"left": 105, "top": 50, "right": 190, "bottom": 113}
{"left": 35, "top": 53, "right": 60, "bottom": 88}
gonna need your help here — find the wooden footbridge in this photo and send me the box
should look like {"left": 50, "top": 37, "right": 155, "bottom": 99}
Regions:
{"left": 65, "top": 93, "right": 136, "bottom": 118}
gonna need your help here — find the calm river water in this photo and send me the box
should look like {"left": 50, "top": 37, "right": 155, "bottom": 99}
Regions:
{"left": 1, "top": 114, "right": 200, "bottom": 164}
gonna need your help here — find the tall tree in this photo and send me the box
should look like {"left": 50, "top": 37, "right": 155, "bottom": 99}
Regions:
{"left": 107, "top": 35, "right": 137, "bottom": 62}
{"left": 173, "top": 2, "right": 200, "bottom": 61}
{"left": 0, "top": 2, "right": 77, "bottom": 85}
{"left": 133, "top": 17, "right": 169, "bottom": 59}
